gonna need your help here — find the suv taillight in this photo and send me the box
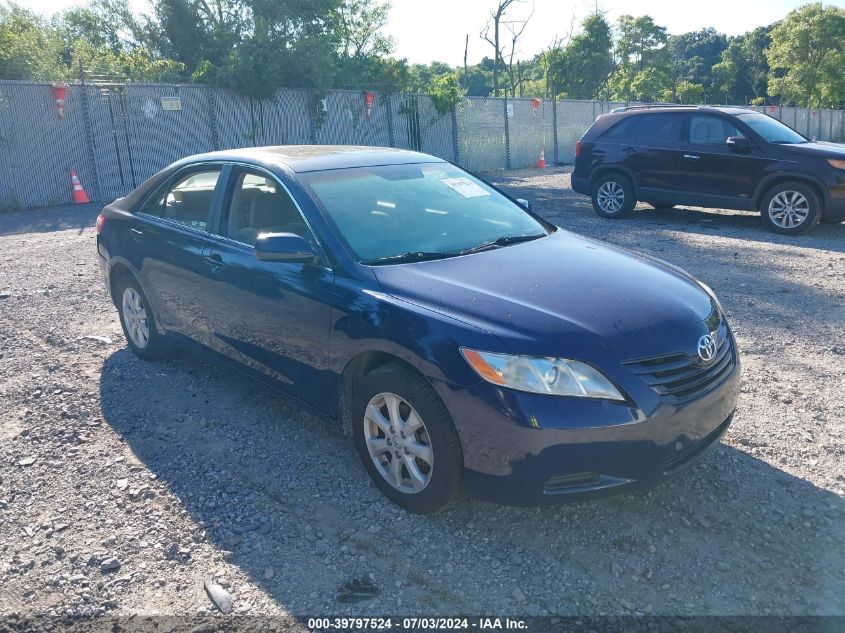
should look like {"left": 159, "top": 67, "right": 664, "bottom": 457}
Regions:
{"left": 575, "top": 140, "right": 582, "bottom": 158}
{"left": 96, "top": 213, "right": 106, "bottom": 235}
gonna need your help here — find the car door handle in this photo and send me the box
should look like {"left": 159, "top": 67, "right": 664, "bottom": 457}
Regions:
{"left": 129, "top": 227, "right": 144, "bottom": 240}
{"left": 683, "top": 154, "right": 700, "bottom": 160}
{"left": 204, "top": 253, "right": 223, "bottom": 273}
{"left": 622, "top": 146, "right": 636, "bottom": 154}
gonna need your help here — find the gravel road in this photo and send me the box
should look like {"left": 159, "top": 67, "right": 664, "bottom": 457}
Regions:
{"left": 1, "top": 168, "right": 843, "bottom": 621}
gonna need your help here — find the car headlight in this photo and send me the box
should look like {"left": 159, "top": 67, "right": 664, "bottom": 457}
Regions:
{"left": 461, "top": 348, "right": 625, "bottom": 400}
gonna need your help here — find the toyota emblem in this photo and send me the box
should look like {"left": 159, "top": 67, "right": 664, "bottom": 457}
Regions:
{"left": 697, "top": 334, "right": 717, "bottom": 362}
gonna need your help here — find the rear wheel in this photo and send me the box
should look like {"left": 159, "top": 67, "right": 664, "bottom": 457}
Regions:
{"left": 591, "top": 174, "right": 635, "bottom": 218}
{"left": 351, "top": 362, "right": 463, "bottom": 514}
{"left": 116, "top": 277, "right": 176, "bottom": 361}
{"left": 759, "top": 182, "right": 820, "bottom": 234}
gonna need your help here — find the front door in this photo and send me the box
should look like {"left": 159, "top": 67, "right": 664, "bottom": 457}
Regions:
{"left": 202, "top": 167, "right": 335, "bottom": 412}
{"left": 679, "top": 114, "right": 773, "bottom": 206}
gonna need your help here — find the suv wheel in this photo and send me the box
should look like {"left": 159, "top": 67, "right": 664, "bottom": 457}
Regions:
{"left": 760, "top": 182, "right": 820, "bottom": 234}
{"left": 351, "top": 362, "right": 463, "bottom": 514}
{"left": 591, "top": 174, "right": 635, "bottom": 218}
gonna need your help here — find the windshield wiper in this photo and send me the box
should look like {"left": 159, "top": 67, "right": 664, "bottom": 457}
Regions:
{"left": 362, "top": 251, "right": 454, "bottom": 265}
{"left": 457, "top": 233, "right": 546, "bottom": 256}
{"left": 363, "top": 234, "right": 547, "bottom": 265}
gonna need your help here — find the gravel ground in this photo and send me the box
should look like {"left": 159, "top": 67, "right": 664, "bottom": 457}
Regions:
{"left": 0, "top": 167, "right": 844, "bottom": 622}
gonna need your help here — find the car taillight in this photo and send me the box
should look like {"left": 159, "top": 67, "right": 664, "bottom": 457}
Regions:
{"left": 96, "top": 213, "right": 106, "bottom": 235}
{"left": 575, "top": 140, "right": 582, "bottom": 158}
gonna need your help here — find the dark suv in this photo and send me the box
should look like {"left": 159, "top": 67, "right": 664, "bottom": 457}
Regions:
{"left": 571, "top": 105, "right": 845, "bottom": 234}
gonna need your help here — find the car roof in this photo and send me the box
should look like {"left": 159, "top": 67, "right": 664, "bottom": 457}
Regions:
{"left": 172, "top": 145, "right": 445, "bottom": 174}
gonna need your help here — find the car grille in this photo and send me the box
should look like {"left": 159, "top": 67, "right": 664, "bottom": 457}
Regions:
{"left": 623, "top": 324, "right": 735, "bottom": 404}
{"left": 661, "top": 414, "right": 733, "bottom": 474}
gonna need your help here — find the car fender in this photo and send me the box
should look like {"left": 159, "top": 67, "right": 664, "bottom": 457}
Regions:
{"left": 752, "top": 170, "right": 830, "bottom": 209}
{"left": 588, "top": 164, "right": 640, "bottom": 197}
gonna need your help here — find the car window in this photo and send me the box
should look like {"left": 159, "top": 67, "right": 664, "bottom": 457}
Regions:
{"left": 223, "top": 170, "right": 309, "bottom": 246}
{"left": 736, "top": 112, "right": 807, "bottom": 144}
{"left": 140, "top": 168, "right": 220, "bottom": 231}
{"left": 634, "top": 114, "right": 684, "bottom": 143}
{"left": 688, "top": 116, "right": 742, "bottom": 145}
{"left": 601, "top": 117, "right": 637, "bottom": 140}
{"left": 301, "top": 163, "right": 548, "bottom": 263}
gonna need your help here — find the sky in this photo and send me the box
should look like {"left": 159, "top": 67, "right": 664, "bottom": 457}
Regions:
{"left": 20, "top": 0, "right": 845, "bottom": 66}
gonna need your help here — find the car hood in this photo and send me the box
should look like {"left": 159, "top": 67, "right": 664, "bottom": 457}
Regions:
{"left": 779, "top": 141, "right": 845, "bottom": 159}
{"left": 371, "top": 230, "right": 715, "bottom": 360}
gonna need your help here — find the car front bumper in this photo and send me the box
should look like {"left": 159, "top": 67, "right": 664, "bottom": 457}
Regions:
{"left": 436, "top": 340, "right": 741, "bottom": 506}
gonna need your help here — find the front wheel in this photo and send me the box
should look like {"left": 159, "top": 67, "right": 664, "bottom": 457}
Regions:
{"left": 351, "top": 363, "right": 463, "bottom": 514}
{"left": 759, "top": 182, "right": 820, "bottom": 234}
{"left": 591, "top": 174, "right": 636, "bottom": 218}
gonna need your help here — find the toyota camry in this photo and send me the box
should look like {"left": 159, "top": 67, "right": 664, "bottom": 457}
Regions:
{"left": 96, "top": 146, "right": 740, "bottom": 514}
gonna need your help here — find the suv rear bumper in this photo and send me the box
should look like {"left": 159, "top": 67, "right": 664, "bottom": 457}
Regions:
{"left": 571, "top": 175, "right": 589, "bottom": 195}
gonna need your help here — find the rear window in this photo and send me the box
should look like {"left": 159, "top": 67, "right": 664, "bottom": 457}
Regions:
{"left": 601, "top": 118, "right": 637, "bottom": 140}
{"left": 634, "top": 114, "right": 684, "bottom": 143}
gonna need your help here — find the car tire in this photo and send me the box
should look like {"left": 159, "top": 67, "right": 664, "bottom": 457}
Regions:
{"left": 760, "top": 182, "right": 821, "bottom": 235}
{"left": 591, "top": 173, "right": 636, "bottom": 218}
{"left": 116, "top": 276, "right": 176, "bottom": 361}
{"left": 351, "top": 362, "right": 463, "bottom": 515}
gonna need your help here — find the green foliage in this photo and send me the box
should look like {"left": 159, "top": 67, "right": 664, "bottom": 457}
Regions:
{"left": 0, "top": 3, "right": 66, "bottom": 80}
{"left": 549, "top": 13, "right": 614, "bottom": 99}
{"left": 767, "top": 2, "right": 845, "bottom": 107}
{"left": 428, "top": 74, "right": 463, "bottom": 115}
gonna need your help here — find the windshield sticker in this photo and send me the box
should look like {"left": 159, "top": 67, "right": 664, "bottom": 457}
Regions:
{"left": 440, "top": 177, "right": 490, "bottom": 198}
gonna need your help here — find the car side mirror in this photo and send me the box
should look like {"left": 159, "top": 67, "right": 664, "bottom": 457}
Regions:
{"left": 726, "top": 136, "right": 750, "bottom": 152}
{"left": 516, "top": 198, "right": 532, "bottom": 211}
{"left": 254, "top": 232, "right": 315, "bottom": 263}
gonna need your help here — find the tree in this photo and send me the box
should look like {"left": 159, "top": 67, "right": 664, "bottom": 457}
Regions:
{"left": 610, "top": 15, "right": 670, "bottom": 101}
{"left": 336, "top": 0, "right": 392, "bottom": 59}
{"left": 713, "top": 27, "right": 770, "bottom": 103}
{"left": 666, "top": 28, "right": 727, "bottom": 101}
{"left": 767, "top": 2, "right": 845, "bottom": 107}
{"left": 0, "top": 4, "right": 66, "bottom": 80}
{"left": 550, "top": 12, "right": 614, "bottom": 99}
{"left": 480, "top": 0, "right": 532, "bottom": 97}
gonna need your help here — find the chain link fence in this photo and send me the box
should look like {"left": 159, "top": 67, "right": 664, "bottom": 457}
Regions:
{"left": 2, "top": 79, "right": 845, "bottom": 209}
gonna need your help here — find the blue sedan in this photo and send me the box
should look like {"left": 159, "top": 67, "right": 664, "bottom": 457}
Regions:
{"left": 96, "top": 146, "right": 740, "bottom": 514}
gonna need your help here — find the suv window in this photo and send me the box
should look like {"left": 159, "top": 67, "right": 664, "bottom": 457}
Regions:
{"left": 688, "top": 116, "right": 742, "bottom": 145}
{"left": 634, "top": 114, "right": 684, "bottom": 143}
{"left": 224, "top": 170, "right": 308, "bottom": 246}
{"left": 601, "top": 117, "right": 637, "bottom": 140}
{"left": 140, "top": 168, "right": 221, "bottom": 231}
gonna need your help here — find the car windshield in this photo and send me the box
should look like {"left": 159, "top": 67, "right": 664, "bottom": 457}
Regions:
{"left": 736, "top": 112, "right": 807, "bottom": 144}
{"left": 301, "top": 163, "right": 550, "bottom": 264}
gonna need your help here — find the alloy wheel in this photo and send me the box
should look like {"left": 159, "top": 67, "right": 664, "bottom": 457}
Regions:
{"left": 363, "top": 392, "right": 433, "bottom": 494}
{"left": 767, "top": 190, "right": 809, "bottom": 229}
{"left": 597, "top": 181, "right": 625, "bottom": 214}
{"left": 122, "top": 287, "right": 150, "bottom": 349}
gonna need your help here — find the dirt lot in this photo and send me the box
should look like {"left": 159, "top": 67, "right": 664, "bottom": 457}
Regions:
{"left": 1, "top": 167, "right": 844, "bottom": 621}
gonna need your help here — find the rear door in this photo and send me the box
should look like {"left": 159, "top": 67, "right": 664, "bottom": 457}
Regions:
{"left": 679, "top": 114, "right": 772, "bottom": 206}
{"left": 619, "top": 113, "right": 686, "bottom": 199}
{"left": 133, "top": 165, "right": 225, "bottom": 345}
{"left": 201, "top": 166, "right": 335, "bottom": 411}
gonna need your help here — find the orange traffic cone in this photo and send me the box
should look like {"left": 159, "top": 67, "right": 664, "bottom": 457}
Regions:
{"left": 70, "top": 170, "right": 90, "bottom": 204}
{"left": 537, "top": 148, "right": 546, "bottom": 169}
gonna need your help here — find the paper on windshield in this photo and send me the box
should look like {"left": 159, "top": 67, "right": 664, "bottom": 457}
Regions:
{"left": 440, "top": 177, "right": 490, "bottom": 198}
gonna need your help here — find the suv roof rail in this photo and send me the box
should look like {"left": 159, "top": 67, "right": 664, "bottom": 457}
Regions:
{"left": 609, "top": 103, "right": 714, "bottom": 114}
